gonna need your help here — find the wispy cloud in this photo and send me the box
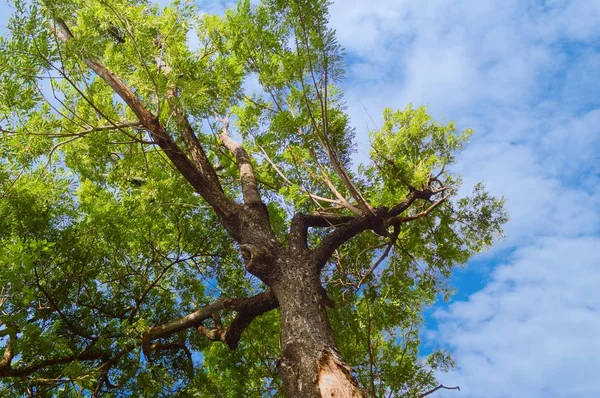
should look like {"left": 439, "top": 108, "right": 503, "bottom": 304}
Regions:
{"left": 434, "top": 237, "right": 600, "bottom": 397}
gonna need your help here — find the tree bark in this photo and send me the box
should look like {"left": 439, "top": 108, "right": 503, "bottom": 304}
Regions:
{"left": 271, "top": 256, "right": 364, "bottom": 397}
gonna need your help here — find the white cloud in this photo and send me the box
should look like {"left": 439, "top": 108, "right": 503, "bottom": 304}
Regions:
{"left": 434, "top": 237, "right": 600, "bottom": 397}
{"left": 331, "top": 0, "right": 600, "bottom": 117}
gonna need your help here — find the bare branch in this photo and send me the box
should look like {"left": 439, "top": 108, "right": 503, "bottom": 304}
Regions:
{"left": 418, "top": 384, "right": 461, "bottom": 398}
{"left": 308, "top": 148, "right": 362, "bottom": 215}
{"left": 258, "top": 144, "right": 340, "bottom": 207}
{"left": 258, "top": 145, "right": 294, "bottom": 186}
{"left": 216, "top": 115, "right": 265, "bottom": 213}
{"left": 292, "top": 11, "right": 372, "bottom": 216}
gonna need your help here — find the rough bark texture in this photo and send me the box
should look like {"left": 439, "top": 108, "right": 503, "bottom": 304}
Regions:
{"left": 271, "top": 256, "right": 364, "bottom": 397}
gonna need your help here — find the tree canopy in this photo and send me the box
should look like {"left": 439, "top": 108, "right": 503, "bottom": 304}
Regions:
{"left": 0, "top": 0, "right": 507, "bottom": 396}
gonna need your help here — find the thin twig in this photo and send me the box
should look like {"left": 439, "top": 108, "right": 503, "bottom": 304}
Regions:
{"left": 418, "top": 384, "right": 461, "bottom": 397}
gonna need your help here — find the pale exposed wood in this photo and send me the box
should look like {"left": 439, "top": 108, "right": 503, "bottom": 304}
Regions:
{"left": 317, "top": 349, "right": 364, "bottom": 398}
{"left": 217, "top": 115, "right": 264, "bottom": 211}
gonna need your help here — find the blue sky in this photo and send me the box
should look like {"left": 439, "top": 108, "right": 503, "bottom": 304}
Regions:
{"left": 2, "top": 0, "right": 599, "bottom": 396}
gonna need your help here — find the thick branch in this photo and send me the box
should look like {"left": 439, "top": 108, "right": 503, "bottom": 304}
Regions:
{"left": 217, "top": 116, "right": 265, "bottom": 213}
{"left": 289, "top": 213, "right": 310, "bottom": 252}
{"left": 0, "top": 340, "right": 110, "bottom": 378}
{"left": 388, "top": 190, "right": 423, "bottom": 218}
{"left": 310, "top": 189, "right": 438, "bottom": 269}
{"left": 310, "top": 212, "right": 382, "bottom": 269}
{"left": 197, "top": 292, "right": 279, "bottom": 349}
{"left": 289, "top": 211, "right": 357, "bottom": 253}
{"left": 0, "top": 293, "right": 277, "bottom": 379}
{"left": 166, "top": 87, "right": 224, "bottom": 193}
{"left": 0, "top": 329, "right": 15, "bottom": 372}
{"left": 143, "top": 291, "right": 277, "bottom": 348}
{"left": 303, "top": 213, "right": 357, "bottom": 228}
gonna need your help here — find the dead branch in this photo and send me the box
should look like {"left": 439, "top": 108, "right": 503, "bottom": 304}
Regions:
{"left": 418, "top": 384, "right": 461, "bottom": 397}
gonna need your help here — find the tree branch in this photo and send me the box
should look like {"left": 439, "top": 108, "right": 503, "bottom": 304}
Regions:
{"left": 310, "top": 212, "right": 381, "bottom": 269}
{"left": 258, "top": 144, "right": 294, "bottom": 186}
{"left": 2, "top": 121, "right": 143, "bottom": 138}
{"left": 196, "top": 291, "right": 279, "bottom": 349}
{"left": 259, "top": 145, "right": 342, "bottom": 207}
{"left": 310, "top": 191, "right": 417, "bottom": 268}
{"left": 216, "top": 115, "right": 265, "bottom": 214}
{"left": 166, "top": 87, "right": 224, "bottom": 193}
{"left": 289, "top": 210, "right": 358, "bottom": 253}
{"left": 0, "top": 292, "right": 277, "bottom": 380}
{"left": 418, "top": 384, "right": 460, "bottom": 397}
{"left": 308, "top": 148, "right": 362, "bottom": 215}
{"left": 0, "top": 328, "right": 15, "bottom": 373}
{"left": 143, "top": 291, "right": 277, "bottom": 353}
{"left": 389, "top": 195, "right": 449, "bottom": 226}
{"left": 310, "top": 189, "right": 440, "bottom": 270}
{"left": 294, "top": 5, "right": 372, "bottom": 216}
{"left": 0, "top": 339, "right": 110, "bottom": 378}
{"left": 356, "top": 225, "right": 399, "bottom": 288}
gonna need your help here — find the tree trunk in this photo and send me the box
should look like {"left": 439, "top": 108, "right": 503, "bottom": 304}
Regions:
{"left": 271, "top": 256, "right": 364, "bottom": 398}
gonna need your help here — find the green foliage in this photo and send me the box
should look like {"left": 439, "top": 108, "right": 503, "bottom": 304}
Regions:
{"left": 0, "top": 0, "right": 507, "bottom": 396}
{"left": 367, "top": 105, "right": 472, "bottom": 203}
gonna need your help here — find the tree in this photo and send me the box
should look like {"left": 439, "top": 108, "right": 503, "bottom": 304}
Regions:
{"left": 0, "top": 0, "right": 507, "bottom": 396}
